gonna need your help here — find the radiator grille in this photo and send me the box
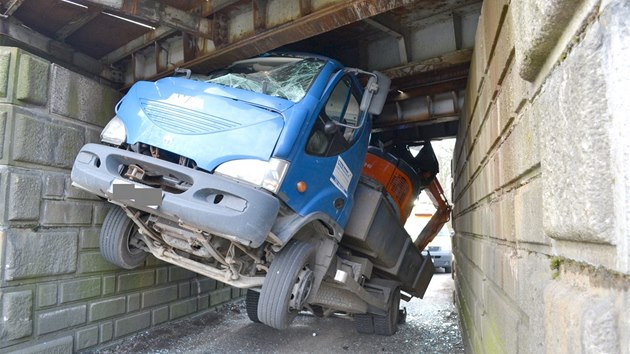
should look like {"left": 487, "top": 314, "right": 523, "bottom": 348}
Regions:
{"left": 140, "top": 99, "right": 240, "bottom": 134}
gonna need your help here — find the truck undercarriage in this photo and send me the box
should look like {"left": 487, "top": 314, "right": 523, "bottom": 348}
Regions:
{"left": 84, "top": 142, "right": 451, "bottom": 335}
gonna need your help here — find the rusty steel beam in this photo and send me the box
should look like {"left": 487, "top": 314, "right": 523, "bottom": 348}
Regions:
{"left": 81, "top": 0, "right": 213, "bottom": 38}
{"left": 161, "top": 0, "right": 419, "bottom": 82}
{"left": 372, "top": 117, "right": 459, "bottom": 142}
{"left": 252, "top": 0, "right": 266, "bottom": 32}
{"left": 391, "top": 62, "right": 469, "bottom": 93}
{"left": 1, "top": 0, "right": 25, "bottom": 17}
{"left": 0, "top": 15, "right": 117, "bottom": 84}
{"left": 383, "top": 48, "right": 472, "bottom": 81}
{"left": 452, "top": 11, "right": 463, "bottom": 50}
{"left": 389, "top": 77, "right": 468, "bottom": 102}
{"left": 299, "top": 0, "right": 311, "bottom": 16}
{"left": 101, "top": 0, "right": 240, "bottom": 64}
{"left": 363, "top": 18, "right": 407, "bottom": 65}
{"left": 54, "top": 5, "right": 103, "bottom": 41}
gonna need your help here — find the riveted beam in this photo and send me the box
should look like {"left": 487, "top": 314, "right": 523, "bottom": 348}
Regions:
{"left": 0, "top": 16, "right": 117, "bottom": 84}
{"left": 383, "top": 48, "right": 472, "bottom": 81}
{"left": 299, "top": 0, "right": 311, "bottom": 16}
{"left": 166, "top": 0, "right": 419, "bottom": 82}
{"left": 252, "top": 0, "right": 266, "bottom": 33}
{"left": 364, "top": 18, "right": 408, "bottom": 65}
{"left": 452, "top": 11, "right": 462, "bottom": 50}
{"left": 0, "top": 0, "right": 25, "bottom": 17}
{"left": 81, "top": 0, "right": 213, "bottom": 38}
{"left": 54, "top": 5, "right": 103, "bottom": 41}
{"left": 100, "top": 0, "right": 240, "bottom": 64}
{"left": 113, "top": 0, "right": 420, "bottom": 86}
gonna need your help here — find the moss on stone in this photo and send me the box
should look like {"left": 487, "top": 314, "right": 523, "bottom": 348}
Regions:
{"left": 482, "top": 318, "right": 506, "bottom": 354}
{"left": 550, "top": 256, "right": 563, "bottom": 279}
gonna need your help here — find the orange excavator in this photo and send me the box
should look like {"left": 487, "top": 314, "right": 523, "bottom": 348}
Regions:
{"left": 361, "top": 142, "right": 452, "bottom": 252}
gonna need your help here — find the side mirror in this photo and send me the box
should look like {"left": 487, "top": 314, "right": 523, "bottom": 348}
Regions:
{"left": 360, "top": 71, "right": 391, "bottom": 116}
{"left": 324, "top": 120, "right": 339, "bottom": 135}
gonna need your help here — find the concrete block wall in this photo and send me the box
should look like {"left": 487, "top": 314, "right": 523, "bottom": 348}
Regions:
{"left": 0, "top": 47, "right": 243, "bottom": 352}
{"left": 452, "top": 0, "right": 630, "bottom": 352}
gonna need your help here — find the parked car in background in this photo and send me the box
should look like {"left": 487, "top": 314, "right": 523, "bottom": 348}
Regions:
{"left": 426, "top": 227, "right": 452, "bottom": 273}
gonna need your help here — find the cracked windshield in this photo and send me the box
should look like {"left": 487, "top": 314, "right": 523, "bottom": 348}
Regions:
{"left": 195, "top": 58, "right": 326, "bottom": 102}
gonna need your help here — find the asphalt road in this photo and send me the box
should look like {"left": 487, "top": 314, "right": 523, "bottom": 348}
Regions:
{"left": 92, "top": 272, "right": 463, "bottom": 354}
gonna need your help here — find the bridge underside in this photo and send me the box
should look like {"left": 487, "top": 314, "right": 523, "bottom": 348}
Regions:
{"left": 0, "top": 0, "right": 481, "bottom": 143}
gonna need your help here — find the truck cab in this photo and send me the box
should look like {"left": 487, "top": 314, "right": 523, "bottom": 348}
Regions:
{"left": 71, "top": 53, "right": 434, "bottom": 335}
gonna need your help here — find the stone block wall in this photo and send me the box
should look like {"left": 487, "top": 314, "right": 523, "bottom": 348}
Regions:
{"left": 0, "top": 47, "right": 243, "bottom": 352}
{"left": 452, "top": 0, "right": 630, "bottom": 352}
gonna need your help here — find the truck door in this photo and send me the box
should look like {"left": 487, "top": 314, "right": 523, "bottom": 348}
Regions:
{"left": 284, "top": 72, "right": 369, "bottom": 227}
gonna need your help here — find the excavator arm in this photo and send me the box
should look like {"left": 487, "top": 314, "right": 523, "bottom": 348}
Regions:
{"left": 413, "top": 178, "right": 452, "bottom": 251}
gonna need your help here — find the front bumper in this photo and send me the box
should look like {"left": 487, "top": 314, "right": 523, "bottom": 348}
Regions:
{"left": 71, "top": 143, "right": 280, "bottom": 248}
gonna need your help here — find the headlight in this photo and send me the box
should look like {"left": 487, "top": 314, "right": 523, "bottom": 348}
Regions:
{"left": 215, "top": 158, "right": 289, "bottom": 194}
{"left": 100, "top": 116, "right": 127, "bottom": 146}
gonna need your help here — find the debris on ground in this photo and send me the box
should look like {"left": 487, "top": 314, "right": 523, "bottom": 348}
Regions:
{"left": 91, "top": 274, "right": 463, "bottom": 354}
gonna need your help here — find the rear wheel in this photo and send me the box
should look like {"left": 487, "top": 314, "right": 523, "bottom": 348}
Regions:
{"left": 354, "top": 287, "right": 401, "bottom": 336}
{"left": 374, "top": 288, "right": 401, "bottom": 336}
{"left": 245, "top": 289, "right": 261, "bottom": 323}
{"left": 100, "top": 206, "right": 147, "bottom": 269}
{"left": 258, "top": 240, "right": 315, "bottom": 330}
{"left": 354, "top": 314, "right": 375, "bottom": 334}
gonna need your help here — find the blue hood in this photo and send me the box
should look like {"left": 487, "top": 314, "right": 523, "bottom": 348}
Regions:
{"left": 118, "top": 78, "right": 290, "bottom": 171}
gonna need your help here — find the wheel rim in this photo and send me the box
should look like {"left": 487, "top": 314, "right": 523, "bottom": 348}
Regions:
{"left": 257, "top": 240, "right": 315, "bottom": 329}
{"left": 289, "top": 266, "right": 314, "bottom": 311}
{"left": 123, "top": 223, "right": 144, "bottom": 255}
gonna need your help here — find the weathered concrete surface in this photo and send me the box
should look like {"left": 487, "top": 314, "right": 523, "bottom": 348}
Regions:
{"left": 453, "top": 0, "right": 630, "bottom": 352}
{"left": 92, "top": 273, "right": 462, "bottom": 354}
{"left": 511, "top": 0, "right": 593, "bottom": 81}
{"left": 0, "top": 47, "right": 244, "bottom": 353}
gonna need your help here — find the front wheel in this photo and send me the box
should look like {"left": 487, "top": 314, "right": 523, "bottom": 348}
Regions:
{"left": 257, "top": 240, "right": 315, "bottom": 330}
{"left": 100, "top": 206, "right": 147, "bottom": 269}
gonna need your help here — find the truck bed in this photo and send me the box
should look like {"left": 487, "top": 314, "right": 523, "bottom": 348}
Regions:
{"left": 342, "top": 179, "right": 434, "bottom": 298}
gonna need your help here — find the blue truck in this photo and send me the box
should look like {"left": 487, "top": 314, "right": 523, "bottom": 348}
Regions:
{"left": 71, "top": 53, "right": 436, "bottom": 335}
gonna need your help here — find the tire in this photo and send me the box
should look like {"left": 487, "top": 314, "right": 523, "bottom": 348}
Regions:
{"left": 373, "top": 288, "right": 401, "bottom": 336}
{"left": 100, "top": 206, "right": 147, "bottom": 269}
{"left": 354, "top": 314, "right": 375, "bottom": 334}
{"left": 444, "top": 266, "right": 452, "bottom": 273}
{"left": 257, "top": 240, "right": 315, "bottom": 330}
{"left": 246, "top": 289, "right": 261, "bottom": 323}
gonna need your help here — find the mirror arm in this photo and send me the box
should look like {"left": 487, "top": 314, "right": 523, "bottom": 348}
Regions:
{"left": 174, "top": 67, "right": 192, "bottom": 79}
{"left": 329, "top": 109, "right": 369, "bottom": 130}
{"left": 344, "top": 67, "right": 375, "bottom": 76}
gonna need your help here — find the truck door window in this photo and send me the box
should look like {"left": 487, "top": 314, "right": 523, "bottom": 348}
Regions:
{"left": 306, "top": 75, "right": 361, "bottom": 157}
